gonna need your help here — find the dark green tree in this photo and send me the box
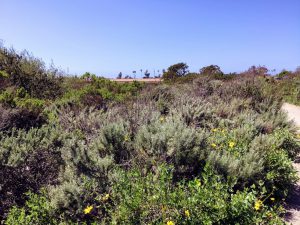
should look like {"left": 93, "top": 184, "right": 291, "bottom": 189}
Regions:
{"left": 162, "top": 63, "right": 189, "bottom": 80}
{"left": 117, "top": 72, "right": 122, "bottom": 79}
{"left": 245, "top": 65, "right": 269, "bottom": 76}
{"left": 199, "top": 65, "right": 223, "bottom": 76}
{"left": 144, "top": 70, "right": 150, "bottom": 78}
{"left": 277, "top": 70, "right": 291, "bottom": 79}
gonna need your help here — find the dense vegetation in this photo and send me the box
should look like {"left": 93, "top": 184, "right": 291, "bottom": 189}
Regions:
{"left": 1, "top": 44, "right": 300, "bottom": 224}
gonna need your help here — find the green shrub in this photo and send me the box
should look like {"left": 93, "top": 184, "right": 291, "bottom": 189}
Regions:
{"left": 111, "top": 164, "right": 284, "bottom": 224}
{"left": 5, "top": 192, "right": 56, "bottom": 225}
{"left": 0, "top": 106, "right": 47, "bottom": 133}
{"left": 57, "top": 106, "right": 106, "bottom": 139}
{"left": 45, "top": 135, "right": 114, "bottom": 222}
{"left": 0, "top": 45, "right": 63, "bottom": 99}
{"left": 134, "top": 115, "right": 207, "bottom": 177}
{"left": 0, "top": 149, "right": 61, "bottom": 220}
{"left": 248, "top": 131, "right": 298, "bottom": 195}
{"left": 97, "top": 120, "right": 132, "bottom": 164}
{"left": 0, "top": 70, "right": 9, "bottom": 78}
{"left": 206, "top": 126, "right": 265, "bottom": 180}
{"left": 0, "top": 90, "right": 15, "bottom": 107}
{"left": 1, "top": 124, "right": 115, "bottom": 222}
{"left": 54, "top": 77, "right": 143, "bottom": 110}
{"left": 0, "top": 125, "right": 63, "bottom": 166}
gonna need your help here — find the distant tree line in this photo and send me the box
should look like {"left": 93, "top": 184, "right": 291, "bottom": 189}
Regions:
{"left": 116, "top": 69, "right": 163, "bottom": 79}
{"left": 161, "top": 62, "right": 300, "bottom": 82}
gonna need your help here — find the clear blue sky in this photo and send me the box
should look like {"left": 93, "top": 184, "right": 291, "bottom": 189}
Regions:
{"left": 1, "top": 0, "right": 300, "bottom": 77}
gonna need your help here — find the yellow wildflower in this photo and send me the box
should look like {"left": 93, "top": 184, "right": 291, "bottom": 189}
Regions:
{"left": 254, "top": 200, "right": 263, "bottom": 211}
{"left": 195, "top": 179, "right": 201, "bottom": 187}
{"left": 102, "top": 193, "right": 110, "bottom": 201}
{"left": 83, "top": 205, "right": 93, "bottom": 214}
{"left": 160, "top": 117, "right": 165, "bottom": 122}
{"left": 184, "top": 209, "right": 190, "bottom": 218}
{"left": 124, "top": 135, "right": 129, "bottom": 142}
{"left": 270, "top": 197, "right": 275, "bottom": 201}
{"left": 211, "top": 143, "right": 217, "bottom": 148}
{"left": 229, "top": 141, "right": 235, "bottom": 148}
{"left": 212, "top": 128, "right": 218, "bottom": 132}
{"left": 167, "top": 221, "right": 175, "bottom": 225}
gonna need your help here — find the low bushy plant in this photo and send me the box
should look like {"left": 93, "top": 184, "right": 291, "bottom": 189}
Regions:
{"left": 5, "top": 191, "right": 56, "bottom": 225}
{"left": 110, "top": 164, "right": 285, "bottom": 224}
{"left": 134, "top": 115, "right": 207, "bottom": 177}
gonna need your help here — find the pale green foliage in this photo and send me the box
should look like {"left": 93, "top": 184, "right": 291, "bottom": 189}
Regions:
{"left": 0, "top": 70, "right": 9, "bottom": 78}
{"left": 0, "top": 125, "right": 63, "bottom": 166}
{"left": 48, "top": 167, "right": 85, "bottom": 210}
{"left": 47, "top": 135, "right": 115, "bottom": 214}
{"left": 60, "top": 135, "right": 114, "bottom": 176}
{"left": 249, "top": 129, "right": 300, "bottom": 158}
{"left": 134, "top": 115, "right": 205, "bottom": 161}
{"left": 57, "top": 106, "right": 106, "bottom": 138}
{"left": 250, "top": 132, "right": 298, "bottom": 195}
{"left": 107, "top": 99, "right": 162, "bottom": 133}
{"left": 97, "top": 120, "right": 131, "bottom": 163}
{"left": 207, "top": 148, "right": 264, "bottom": 179}
{"left": 170, "top": 96, "right": 215, "bottom": 128}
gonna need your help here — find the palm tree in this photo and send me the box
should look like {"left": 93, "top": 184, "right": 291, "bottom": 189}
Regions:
{"left": 117, "top": 72, "right": 122, "bottom": 79}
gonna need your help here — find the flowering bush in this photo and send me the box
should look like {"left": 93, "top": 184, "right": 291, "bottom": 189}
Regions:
{"left": 110, "top": 164, "right": 285, "bottom": 224}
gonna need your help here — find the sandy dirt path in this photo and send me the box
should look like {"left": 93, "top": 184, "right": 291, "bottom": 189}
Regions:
{"left": 283, "top": 103, "right": 300, "bottom": 129}
{"left": 282, "top": 103, "right": 300, "bottom": 224}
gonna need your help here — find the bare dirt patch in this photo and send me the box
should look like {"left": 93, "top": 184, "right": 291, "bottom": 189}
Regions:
{"left": 282, "top": 103, "right": 300, "bottom": 224}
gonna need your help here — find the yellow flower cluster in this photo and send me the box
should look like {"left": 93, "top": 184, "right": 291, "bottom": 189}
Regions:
{"left": 102, "top": 193, "right": 110, "bottom": 201}
{"left": 184, "top": 209, "right": 190, "bottom": 218}
{"left": 124, "top": 135, "right": 129, "bottom": 142}
{"left": 211, "top": 143, "right": 217, "bottom": 148}
{"left": 195, "top": 179, "right": 201, "bottom": 187}
{"left": 83, "top": 205, "right": 93, "bottom": 214}
{"left": 254, "top": 200, "right": 263, "bottom": 211}
{"left": 167, "top": 221, "right": 175, "bottom": 225}
{"left": 229, "top": 141, "right": 235, "bottom": 148}
{"left": 211, "top": 128, "right": 226, "bottom": 134}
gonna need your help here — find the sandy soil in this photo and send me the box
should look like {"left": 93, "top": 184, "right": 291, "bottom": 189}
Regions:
{"left": 282, "top": 103, "right": 300, "bottom": 128}
{"left": 282, "top": 103, "right": 300, "bottom": 224}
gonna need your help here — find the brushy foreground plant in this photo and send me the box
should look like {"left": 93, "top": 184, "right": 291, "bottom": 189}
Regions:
{"left": 110, "top": 164, "right": 285, "bottom": 225}
{"left": 5, "top": 165, "right": 285, "bottom": 225}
